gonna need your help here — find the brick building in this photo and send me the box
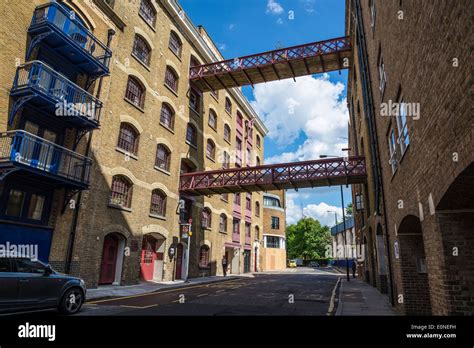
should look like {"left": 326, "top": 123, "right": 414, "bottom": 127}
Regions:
{"left": 346, "top": 0, "right": 473, "bottom": 315}
{"left": 0, "top": 0, "right": 270, "bottom": 288}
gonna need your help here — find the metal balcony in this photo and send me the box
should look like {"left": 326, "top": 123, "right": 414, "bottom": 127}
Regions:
{"left": 0, "top": 130, "right": 92, "bottom": 189}
{"left": 27, "top": 2, "right": 112, "bottom": 76}
{"left": 10, "top": 61, "right": 102, "bottom": 128}
{"left": 179, "top": 156, "right": 367, "bottom": 196}
{"left": 189, "top": 36, "right": 351, "bottom": 92}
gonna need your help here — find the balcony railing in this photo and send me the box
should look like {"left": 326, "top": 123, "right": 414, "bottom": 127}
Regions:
{"left": 0, "top": 130, "right": 92, "bottom": 188}
{"left": 11, "top": 61, "right": 102, "bottom": 128}
{"left": 28, "top": 2, "right": 112, "bottom": 75}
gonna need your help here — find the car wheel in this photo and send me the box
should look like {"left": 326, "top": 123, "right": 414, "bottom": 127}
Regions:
{"left": 59, "top": 287, "right": 84, "bottom": 315}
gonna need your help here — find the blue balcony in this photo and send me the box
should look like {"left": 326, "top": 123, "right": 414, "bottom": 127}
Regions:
{"left": 10, "top": 61, "right": 102, "bottom": 129}
{"left": 0, "top": 130, "right": 92, "bottom": 189}
{"left": 27, "top": 2, "right": 112, "bottom": 77}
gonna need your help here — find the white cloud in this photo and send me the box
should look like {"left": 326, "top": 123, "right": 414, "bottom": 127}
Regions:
{"left": 218, "top": 43, "right": 226, "bottom": 50}
{"left": 251, "top": 74, "right": 348, "bottom": 163}
{"left": 276, "top": 18, "right": 284, "bottom": 25}
{"left": 266, "top": 0, "right": 284, "bottom": 14}
{"left": 285, "top": 191, "right": 342, "bottom": 227}
{"left": 300, "top": 0, "right": 316, "bottom": 13}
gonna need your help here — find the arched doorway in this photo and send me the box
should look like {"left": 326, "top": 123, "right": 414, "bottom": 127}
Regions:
{"left": 99, "top": 233, "right": 125, "bottom": 285}
{"left": 175, "top": 243, "right": 184, "bottom": 280}
{"left": 140, "top": 233, "right": 166, "bottom": 282}
{"left": 398, "top": 215, "right": 432, "bottom": 315}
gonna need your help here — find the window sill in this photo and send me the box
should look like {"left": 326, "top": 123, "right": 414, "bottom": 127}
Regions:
{"left": 159, "top": 122, "right": 175, "bottom": 134}
{"left": 221, "top": 198, "right": 229, "bottom": 203}
{"left": 206, "top": 156, "right": 216, "bottom": 163}
{"left": 202, "top": 226, "right": 212, "bottom": 231}
{"left": 210, "top": 93, "right": 219, "bottom": 102}
{"left": 208, "top": 125, "right": 217, "bottom": 132}
{"left": 131, "top": 53, "right": 151, "bottom": 71}
{"left": 124, "top": 98, "right": 145, "bottom": 113}
{"left": 149, "top": 213, "right": 167, "bottom": 221}
{"left": 169, "top": 47, "right": 182, "bottom": 62}
{"left": 116, "top": 147, "right": 138, "bottom": 161}
{"left": 164, "top": 84, "right": 179, "bottom": 97}
{"left": 186, "top": 140, "right": 198, "bottom": 150}
{"left": 154, "top": 166, "right": 171, "bottom": 176}
{"left": 108, "top": 204, "right": 133, "bottom": 212}
{"left": 224, "top": 138, "right": 231, "bottom": 145}
{"left": 219, "top": 230, "right": 227, "bottom": 234}
{"left": 139, "top": 13, "right": 156, "bottom": 32}
{"left": 398, "top": 144, "right": 410, "bottom": 165}
{"left": 225, "top": 110, "right": 232, "bottom": 117}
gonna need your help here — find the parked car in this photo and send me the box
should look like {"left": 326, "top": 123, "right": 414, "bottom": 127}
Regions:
{"left": 0, "top": 257, "right": 86, "bottom": 315}
{"left": 309, "top": 261, "right": 320, "bottom": 268}
{"left": 288, "top": 259, "right": 297, "bottom": 268}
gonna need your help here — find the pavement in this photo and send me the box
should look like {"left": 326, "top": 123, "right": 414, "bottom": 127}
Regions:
{"left": 335, "top": 277, "right": 395, "bottom": 315}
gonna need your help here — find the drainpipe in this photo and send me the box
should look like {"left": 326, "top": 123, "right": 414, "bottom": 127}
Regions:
{"left": 65, "top": 29, "right": 115, "bottom": 274}
{"left": 352, "top": 0, "right": 394, "bottom": 306}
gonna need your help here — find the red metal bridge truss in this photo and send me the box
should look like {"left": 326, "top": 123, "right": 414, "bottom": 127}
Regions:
{"left": 179, "top": 157, "right": 366, "bottom": 196}
{"left": 180, "top": 37, "right": 364, "bottom": 195}
{"left": 189, "top": 36, "right": 351, "bottom": 92}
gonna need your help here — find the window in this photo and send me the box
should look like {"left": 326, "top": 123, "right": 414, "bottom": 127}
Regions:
{"left": 271, "top": 216, "right": 280, "bottom": 229}
{"left": 224, "top": 124, "right": 231, "bottom": 142}
{"left": 255, "top": 201, "right": 260, "bottom": 217}
{"left": 369, "top": 0, "right": 376, "bottom": 28}
{"left": 211, "top": 89, "right": 218, "bottom": 100}
{"left": 396, "top": 99, "right": 410, "bottom": 155}
{"left": 233, "top": 219, "right": 240, "bottom": 234}
{"left": 132, "top": 35, "right": 151, "bottom": 66}
{"left": 6, "top": 189, "right": 25, "bottom": 217}
{"left": 164, "top": 66, "right": 178, "bottom": 93}
{"left": 225, "top": 97, "right": 232, "bottom": 114}
{"left": 264, "top": 196, "right": 281, "bottom": 207}
{"left": 139, "top": 0, "right": 156, "bottom": 27}
{"left": 0, "top": 258, "right": 11, "bottom": 272}
{"left": 201, "top": 208, "right": 212, "bottom": 228}
{"left": 186, "top": 123, "right": 197, "bottom": 147}
{"left": 199, "top": 245, "right": 210, "bottom": 268}
{"left": 245, "top": 223, "right": 251, "bottom": 237}
{"left": 236, "top": 112, "right": 243, "bottom": 128}
{"left": 223, "top": 151, "right": 230, "bottom": 169}
{"left": 168, "top": 31, "right": 182, "bottom": 57}
{"left": 265, "top": 236, "right": 280, "bottom": 248}
{"left": 206, "top": 139, "right": 216, "bottom": 160}
{"left": 219, "top": 214, "right": 227, "bottom": 232}
{"left": 15, "top": 259, "right": 45, "bottom": 274}
{"left": 208, "top": 110, "right": 217, "bottom": 129}
{"left": 256, "top": 134, "right": 261, "bottom": 148}
{"left": 246, "top": 147, "right": 252, "bottom": 166}
{"left": 28, "top": 194, "right": 45, "bottom": 220}
{"left": 190, "top": 56, "right": 200, "bottom": 68}
{"left": 388, "top": 129, "right": 398, "bottom": 174}
{"left": 117, "top": 123, "right": 139, "bottom": 155}
{"left": 255, "top": 226, "right": 260, "bottom": 240}
{"left": 150, "top": 189, "right": 166, "bottom": 217}
{"left": 221, "top": 193, "right": 229, "bottom": 202}
{"left": 160, "top": 103, "right": 175, "bottom": 130}
{"left": 378, "top": 51, "right": 386, "bottom": 95}
{"left": 155, "top": 144, "right": 171, "bottom": 171}
{"left": 189, "top": 88, "right": 201, "bottom": 113}
{"left": 4, "top": 189, "right": 47, "bottom": 223}
{"left": 125, "top": 76, "right": 145, "bottom": 108}
{"left": 245, "top": 193, "right": 252, "bottom": 211}
{"left": 234, "top": 193, "right": 241, "bottom": 206}
{"left": 110, "top": 175, "right": 133, "bottom": 208}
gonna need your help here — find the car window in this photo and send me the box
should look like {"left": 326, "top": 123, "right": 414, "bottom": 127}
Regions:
{"left": 0, "top": 258, "right": 11, "bottom": 272}
{"left": 15, "top": 259, "right": 45, "bottom": 274}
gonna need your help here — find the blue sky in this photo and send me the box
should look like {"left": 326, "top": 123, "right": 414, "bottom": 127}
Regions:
{"left": 180, "top": 0, "right": 351, "bottom": 226}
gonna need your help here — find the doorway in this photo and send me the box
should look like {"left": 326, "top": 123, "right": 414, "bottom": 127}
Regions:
{"left": 99, "top": 234, "right": 119, "bottom": 285}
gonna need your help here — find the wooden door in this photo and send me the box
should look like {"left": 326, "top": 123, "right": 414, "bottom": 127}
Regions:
{"left": 140, "top": 236, "right": 157, "bottom": 281}
{"left": 175, "top": 243, "right": 183, "bottom": 279}
{"left": 99, "top": 235, "right": 119, "bottom": 285}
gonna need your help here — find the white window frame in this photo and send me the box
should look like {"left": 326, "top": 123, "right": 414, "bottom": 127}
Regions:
{"left": 388, "top": 129, "right": 398, "bottom": 174}
{"left": 396, "top": 99, "right": 410, "bottom": 155}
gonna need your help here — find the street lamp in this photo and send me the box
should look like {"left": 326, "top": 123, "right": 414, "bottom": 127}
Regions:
{"left": 327, "top": 210, "right": 338, "bottom": 226}
{"left": 320, "top": 154, "right": 351, "bottom": 282}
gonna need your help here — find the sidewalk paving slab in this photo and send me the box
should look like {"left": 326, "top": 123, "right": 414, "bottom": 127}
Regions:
{"left": 336, "top": 278, "right": 395, "bottom": 316}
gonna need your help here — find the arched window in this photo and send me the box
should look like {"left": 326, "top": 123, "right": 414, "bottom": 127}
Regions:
{"left": 256, "top": 134, "right": 261, "bottom": 148}
{"left": 168, "top": 31, "right": 182, "bottom": 57}
{"left": 159, "top": 103, "right": 175, "bottom": 130}
{"left": 190, "top": 56, "right": 200, "bottom": 69}
{"left": 201, "top": 208, "right": 212, "bottom": 229}
{"left": 255, "top": 201, "right": 260, "bottom": 217}
{"left": 186, "top": 123, "right": 197, "bottom": 147}
{"left": 206, "top": 139, "right": 216, "bottom": 160}
{"left": 132, "top": 34, "right": 151, "bottom": 66}
{"left": 223, "top": 151, "right": 230, "bottom": 169}
{"left": 219, "top": 214, "right": 227, "bottom": 232}
{"left": 208, "top": 109, "right": 217, "bottom": 129}
{"left": 225, "top": 97, "right": 232, "bottom": 114}
{"left": 110, "top": 175, "right": 133, "bottom": 208}
{"left": 164, "top": 66, "right": 178, "bottom": 93}
{"left": 236, "top": 111, "right": 243, "bottom": 127}
{"left": 139, "top": 0, "right": 156, "bottom": 27}
{"left": 223, "top": 124, "right": 231, "bottom": 142}
{"left": 150, "top": 189, "right": 166, "bottom": 217}
{"left": 125, "top": 76, "right": 145, "bottom": 109}
{"left": 117, "top": 123, "right": 139, "bottom": 155}
{"left": 199, "top": 245, "right": 210, "bottom": 268}
{"left": 255, "top": 226, "right": 260, "bottom": 240}
{"left": 155, "top": 144, "right": 171, "bottom": 171}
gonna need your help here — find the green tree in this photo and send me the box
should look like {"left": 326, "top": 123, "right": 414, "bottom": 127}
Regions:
{"left": 346, "top": 203, "right": 353, "bottom": 216}
{"left": 286, "top": 217, "right": 332, "bottom": 260}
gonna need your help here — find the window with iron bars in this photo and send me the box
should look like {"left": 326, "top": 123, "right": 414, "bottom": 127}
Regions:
{"left": 132, "top": 35, "right": 151, "bottom": 66}
{"left": 150, "top": 190, "right": 166, "bottom": 216}
{"left": 117, "top": 123, "right": 139, "bottom": 155}
{"left": 110, "top": 176, "right": 133, "bottom": 208}
{"left": 139, "top": 0, "right": 156, "bottom": 27}
{"left": 125, "top": 77, "right": 145, "bottom": 109}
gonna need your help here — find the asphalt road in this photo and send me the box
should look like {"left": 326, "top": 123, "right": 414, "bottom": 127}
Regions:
{"left": 80, "top": 267, "right": 342, "bottom": 316}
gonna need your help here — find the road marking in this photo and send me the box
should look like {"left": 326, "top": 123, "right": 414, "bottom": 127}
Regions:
{"left": 197, "top": 293, "right": 209, "bottom": 297}
{"left": 327, "top": 277, "right": 341, "bottom": 316}
{"left": 172, "top": 300, "right": 180, "bottom": 303}
{"left": 87, "top": 279, "right": 239, "bottom": 304}
{"left": 120, "top": 304, "right": 158, "bottom": 309}
{"left": 216, "top": 289, "right": 226, "bottom": 293}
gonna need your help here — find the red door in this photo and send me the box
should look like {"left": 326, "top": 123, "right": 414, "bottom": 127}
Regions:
{"left": 99, "top": 235, "right": 119, "bottom": 285}
{"left": 175, "top": 244, "right": 183, "bottom": 279}
{"left": 140, "top": 236, "right": 157, "bottom": 281}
